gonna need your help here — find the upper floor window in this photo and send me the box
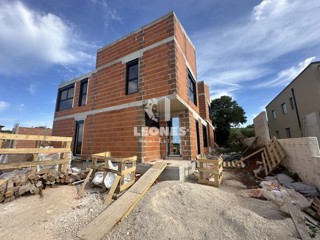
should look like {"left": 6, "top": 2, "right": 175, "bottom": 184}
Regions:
{"left": 57, "top": 84, "right": 74, "bottom": 111}
{"left": 188, "top": 70, "right": 197, "bottom": 105}
{"left": 281, "top": 103, "right": 287, "bottom": 114}
{"left": 272, "top": 110, "right": 276, "bottom": 119}
{"left": 126, "top": 59, "right": 139, "bottom": 95}
{"left": 289, "top": 97, "right": 294, "bottom": 110}
{"left": 79, "top": 79, "right": 88, "bottom": 106}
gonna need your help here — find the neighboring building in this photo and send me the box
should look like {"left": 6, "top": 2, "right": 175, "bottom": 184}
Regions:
{"left": 266, "top": 61, "right": 320, "bottom": 140}
{"left": 13, "top": 126, "right": 52, "bottom": 148}
{"left": 253, "top": 111, "right": 270, "bottom": 140}
{"left": 52, "top": 12, "right": 215, "bottom": 162}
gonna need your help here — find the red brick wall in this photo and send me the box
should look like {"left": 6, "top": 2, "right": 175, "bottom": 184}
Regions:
{"left": 96, "top": 14, "right": 174, "bottom": 67}
{"left": 15, "top": 127, "right": 52, "bottom": 148}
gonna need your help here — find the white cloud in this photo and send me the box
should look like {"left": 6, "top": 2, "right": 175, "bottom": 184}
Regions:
{"left": 254, "top": 57, "right": 316, "bottom": 88}
{"left": 194, "top": 0, "right": 320, "bottom": 95}
{"left": 26, "top": 83, "right": 37, "bottom": 95}
{"left": 0, "top": 1, "right": 96, "bottom": 75}
{"left": 90, "top": 0, "right": 122, "bottom": 27}
{"left": 0, "top": 101, "right": 10, "bottom": 111}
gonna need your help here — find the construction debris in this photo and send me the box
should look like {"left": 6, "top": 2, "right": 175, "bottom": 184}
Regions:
{"left": 0, "top": 168, "right": 91, "bottom": 203}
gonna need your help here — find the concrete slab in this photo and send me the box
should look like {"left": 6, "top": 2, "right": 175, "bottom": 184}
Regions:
{"left": 136, "top": 160, "right": 195, "bottom": 182}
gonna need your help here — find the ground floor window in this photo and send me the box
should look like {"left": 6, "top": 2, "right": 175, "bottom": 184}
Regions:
{"left": 285, "top": 128, "right": 291, "bottom": 138}
{"left": 74, "top": 121, "right": 84, "bottom": 155}
{"left": 202, "top": 125, "right": 208, "bottom": 147}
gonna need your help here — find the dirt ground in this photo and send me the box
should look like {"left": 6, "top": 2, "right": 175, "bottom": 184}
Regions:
{"left": 0, "top": 171, "right": 316, "bottom": 240}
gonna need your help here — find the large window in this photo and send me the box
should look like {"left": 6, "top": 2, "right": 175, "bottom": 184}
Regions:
{"left": 188, "top": 70, "right": 197, "bottom": 105}
{"left": 57, "top": 84, "right": 74, "bottom": 111}
{"left": 202, "top": 125, "right": 208, "bottom": 147}
{"left": 79, "top": 79, "right": 88, "bottom": 106}
{"left": 74, "top": 121, "right": 84, "bottom": 156}
{"left": 281, "top": 103, "right": 287, "bottom": 114}
{"left": 126, "top": 59, "right": 139, "bottom": 95}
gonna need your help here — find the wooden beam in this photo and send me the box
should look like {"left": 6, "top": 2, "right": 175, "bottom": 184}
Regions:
{"left": 78, "top": 169, "right": 93, "bottom": 197}
{"left": 0, "top": 158, "right": 70, "bottom": 170}
{"left": 0, "top": 148, "right": 70, "bottom": 154}
{"left": 238, "top": 148, "right": 264, "bottom": 163}
{"left": 280, "top": 188, "right": 311, "bottom": 240}
{"left": 0, "top": 133, "right": 72, "bottom": 142}
{"left": 77, "top": 162, "right": 167, "bottom": 240}
{"left": 104, "top": 175, "right": 121, "bottom": 207}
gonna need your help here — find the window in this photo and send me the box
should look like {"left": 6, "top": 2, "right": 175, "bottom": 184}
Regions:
{"left": 202, "top": 125, "right": 208, "bottom": 147}
{"left": 289, "top": 97, "right": 294, "bottom": 110}
{"left": 275, "top": 131, "right": 280, "bottom": 138}
{"left": 188, "top": 70, "right": 197, "bottom": 105}
{"left": 79, "top": 79, "right": 88, "bottom": 106}
{"left": 281, "top": 103, "right": 287, "bottom": 114}
{"left": 126, "top": 59, "right": 139, "bottom": 95}
{"left": 286, "top": 128, "right": 291, "bottom": 138}
{"left": 272, "top": 110, "right": 276, "bottom": 119}
{"left": 57, "top": 84, "right": 74, "bottom": 111}
{"left": 74, "top": 121, "right": 84, "bottom": 155}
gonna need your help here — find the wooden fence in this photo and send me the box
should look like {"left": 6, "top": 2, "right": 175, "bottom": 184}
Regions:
{"left": 0, "top": 133, "right": 72, "bottom": 172}
{"left": 198, "top": 158, "right": 223, "bottom": 187}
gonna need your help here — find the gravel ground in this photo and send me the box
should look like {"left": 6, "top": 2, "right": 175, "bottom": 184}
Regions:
{"left": 0, "top": 175, "right": 316, "bottom": 240}
{"left": 106, "top": 181, "right": 300, "bottom": 240}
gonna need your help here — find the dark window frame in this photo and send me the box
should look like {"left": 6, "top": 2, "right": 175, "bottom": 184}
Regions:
{"left": 74, "top": 120, "right": 84, "bottom": 156}
{"left": 126, "top": 59, "right": 139, "bottom": 95}
{"left": 202, "top": 124, "right": 208, "bottom": 147}
{"left": 56, "top": 84, "right": 74, "bottom": 112}
{"left": 286, "top": 127, "right": 291, "bottom": 138}
{"left": 289, "top": 97, "right": 294, "bottom": 110}
{"left": 188, "top": 70, "right": 197, "bottom": 106}
{"left": 79, "top": 78, "right": 88, "bottom": 106}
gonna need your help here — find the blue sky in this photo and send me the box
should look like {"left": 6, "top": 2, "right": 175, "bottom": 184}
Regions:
{"left": 0, "top": 0, "right": 320, "bottom": 130}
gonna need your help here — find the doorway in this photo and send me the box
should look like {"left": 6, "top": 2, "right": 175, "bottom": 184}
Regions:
{"left": 166, "top": 117, "right": 182, "bottom": 156}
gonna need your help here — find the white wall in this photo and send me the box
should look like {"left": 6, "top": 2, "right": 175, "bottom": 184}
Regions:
{"left": 253, "top": 111, "right": 270, "bottom": 140}
{"left": 278, "top": 137, "right": 320, "bottom": 189}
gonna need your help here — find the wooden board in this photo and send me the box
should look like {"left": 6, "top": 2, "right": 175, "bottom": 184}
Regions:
{"left": 78, "top": 169, "right": 93, "bottom": 197}
{"left": 0, "top": 148, "right": 70, "bottom": 154}
{"left": 0, "top": 133, "right": 72, "bottom": 142}
{"left": 77, "top": 162, "right": 167, "bottom": 240}
{"left": 280, "top": 188, "right": 311, "bottom": 240}
{"left": 104, "top": 175, "right": 121, "bottom": 207}
{"left": 0, "top": 159, "right": 69, "bottom": 169}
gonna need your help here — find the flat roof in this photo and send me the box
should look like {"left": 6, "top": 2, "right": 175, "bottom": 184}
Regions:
{"left": 266, "top": 61, "right": 320, "bottom": 108}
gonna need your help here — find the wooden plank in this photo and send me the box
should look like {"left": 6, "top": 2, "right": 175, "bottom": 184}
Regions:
{"left": 270, "top": 141, "right": 281, "bottom": 164}
{"left": 0, "top": 148, "right": 70, "bottom": 154}
{"left": 0, "top": 178, "right": 8, "bottom": 186}
{"left": 0, "top": 133, "right": 72, "bottom": 142}
{"left": 198, "top": 158, "right": 221, "bottom": 164}
{"left": 198, "top": 168, "right": 221, "bottom": 174}
{"left": 91, "top": 156, "right": 137, "bottom": 163}
{"left": 261, "top": 152, "right": 268, "bottom": 175}
{"left": 280, "top": 188, "right": 311, "bottom": 240}
{"left": 0, "top": 158, "right": 69, "bottom": 169}
{"left": 120, "top": 166, "right": 136, "bottom": 176}
{"left": 265, "top": 142, "right": 277, "bottom": 167}
{"left": 118, "top": 179, "right": 135, "bottom": 192}
{"left": 77, "top": 162, "right": 167, "bottom": 240}
{"left": 104, "top": 175, "right": 121, "bottom": 206}
{"left": 263, "top": 148, "right": 273, "bottom": 174}
{"left": 238, "top": 148, "right": 265, "bottom": 163}
{"left": 273, "top": 137, "right": 286, "bottom": 159}
{"left": 78, "top": 169, "right": 93, "bottom": 197}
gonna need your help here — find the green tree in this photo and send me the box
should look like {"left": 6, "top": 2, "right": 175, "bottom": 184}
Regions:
{"left": 210, "top": 96, "right": 247, "bottom": 146}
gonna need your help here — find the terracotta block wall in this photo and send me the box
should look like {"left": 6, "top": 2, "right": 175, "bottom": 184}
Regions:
{"left": 15, "top": 127, "right": 52, "bottom": 148}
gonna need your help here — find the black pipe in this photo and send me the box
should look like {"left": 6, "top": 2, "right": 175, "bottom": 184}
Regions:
{"left": 291, "top": 88, "right": 301, "bottom": 134}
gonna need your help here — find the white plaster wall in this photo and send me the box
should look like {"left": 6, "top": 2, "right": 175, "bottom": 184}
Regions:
{"left": 278, "top": 137, "right": 320, "bottom": 189}
{"left": 253, "top": 111, "right": 270, "bottom": 140}
{"left": 304, "top": 111, "right": 320, "bottom": 144}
